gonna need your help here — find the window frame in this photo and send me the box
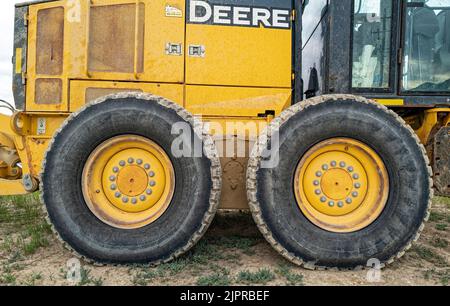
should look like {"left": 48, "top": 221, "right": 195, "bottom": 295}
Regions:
{"left": 350, "top": 0, "right": 399, "bottom": 94}
{"left": 399, "top": 0, "right": 450, "bottom": 96}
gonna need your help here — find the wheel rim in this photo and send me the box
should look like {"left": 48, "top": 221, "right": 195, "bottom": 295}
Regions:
{"left": 294, "top": 138, "right": 389, "bottom": 233}
{"left": 82, "top": 135, "right": 175, "bottom": 229}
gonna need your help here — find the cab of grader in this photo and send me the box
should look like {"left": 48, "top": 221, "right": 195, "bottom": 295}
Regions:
{"left": 0, "top": 0, "right": 447, "bottom": 269}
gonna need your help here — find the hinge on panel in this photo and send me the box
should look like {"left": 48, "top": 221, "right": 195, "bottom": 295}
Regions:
{"left": 24, "top": 13, "right": 29, "bottom": 27}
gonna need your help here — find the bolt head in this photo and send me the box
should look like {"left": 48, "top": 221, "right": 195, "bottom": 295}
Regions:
{"left": 320, "top": 196, "right": 327, "bottom": 203}
{"left": 146, "top": 189, "right": 153, "bottom": 195}
{"left": 315, "top": 189, "right": 321, "bottom": 195}
{"left": 322, "top": 164, "right": 329, "bottom": 171}
{"left": 119, "top": 161, "right": 126, "bottom": 167}
{"left": 339, "top": 161, "right": 346, "bottom": 168}
{"left": 313, "top": 180, "right": 320, "bottom": 186}
{"left": 109, "top": 175, "right": 116, "bottom": 182}
{"left": 330, "top": 161, "right": 337, "bottom": 167}
{"left": 113, "top": 167, "right": 119, "bottom": 173}
{"left": 144, "top": 164, "right": 151, "bottom": 170}
{"left": 149, "top": 171, "right": 155, "bottom": 178}
{"left": 137, "top": 159, "right": 143, "bottom": 165}
{"left": 328, "top": 201, "right": 335, "bottom": 207}
{"left": 355, "top": 183, "right": 361, "bottom": 189}
{"left": 115, "top": 192, "right": 121, "bottom": 198}
{"left": 131, "top": 198, "right": 138, "bottom": 205}
{"left": 353, "top": 174, "right": 360, "bottom": 180}
{"left": 346, "top": 198, "right": 352, "bottom": 204}
{"left": 122, "top": 197, "right": 129, "bottom": 203}
{"left": 110, "top": 184, "right": 117, "bottom": 191}
{"left": 316, "top": 171, "right": 322, "bottom": 177}
{"left": 149, "top": 181, "right": 156, "bottom": 187}
{"left": 140, "top": 195, "right": 146, "bottom": 201}
{"left": 338, "top": 202, "right": 344, "bottom": 208}
{"left": 347, "top": 166, "right": 354, "bottom": 172}
{"left": 128, "top": 158, "right": 134, "bottom": 164}
{"left": 352, "top": 191, "right": 358, "bottom": 198}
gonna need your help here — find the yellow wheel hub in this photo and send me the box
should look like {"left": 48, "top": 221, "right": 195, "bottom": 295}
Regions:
{"left": 294, "top": 138, "right": 389, "bottom": 233}
{"left": 82, "top": 135, "right": 175, "bottom": 229}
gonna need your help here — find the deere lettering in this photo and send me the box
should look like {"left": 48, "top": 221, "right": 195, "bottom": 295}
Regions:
{"left": 188, "top": 0, "right": 291, "bottom": 29}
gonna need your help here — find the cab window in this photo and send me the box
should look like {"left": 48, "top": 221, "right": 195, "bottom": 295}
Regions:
{"left": 402, "top": 0, "right": 450, "bottom": 93}
{"left": 351, "top": 0, "right": 393, "bottom": 89}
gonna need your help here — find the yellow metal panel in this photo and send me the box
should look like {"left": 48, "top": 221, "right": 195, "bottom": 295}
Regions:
{"left": 83, "top": 0, "right": 185, "bottom": 83}
{"left": 15, "top": 48, "right": 23, "bottom": 74}
{"left": 26, "top": 1, "right": 68, "bottom": 112}
{"left": 0, "top": 179, "right": 28, "bottom": 196}
{"left": 186, "top": 85, "right": 292, "bottom": 117}
{"left": 186, "top": 24, "right": 292, "bottom": 87}
{"left": 376, "top": 99, "right": 404, "bottom": 106}
{"left": 69, "top": 80, "right": 184, "bottom": 112}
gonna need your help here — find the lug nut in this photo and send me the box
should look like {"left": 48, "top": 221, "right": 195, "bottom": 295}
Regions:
{"left": 113, "top": 167, "right": 119, "bottom": 173}
{"left": 131, "top": 198, "right": 138, "bottom": 205}
{"left": 330, "top": 161, "right": 337, "bottom": 167}
{"left": 315, "top": 189, "right": 321, "bottom": 195}
{"left": 119, "top": 160, "right": 126, "bottom": 167}
{"left": 149, "top": 181, "right": 156, "bottom": 187}
{"left": 109, "top": 175, "right": 116, "bottom": 182}
{"left": 122, "top": 197, "right": 129, "bottom": 203}
{"left": 313, "top": 180, "right": 320, "bottom": 186}
{"left": 355, "top": 183, "right": 361, "bottom": 189}
{"left": 140, "top": 195, "right": 146, "bottom": 202}
{"left": 322, "top": 164, "right": 329, "bottom": 171}
{"left": 353, "top": 174, "right": 359, "bottom": 180}
{"left": 149, "top": 171, "right": 155, "bottom": 178}
{"left": 347, "top": 166, "right": 354, "bottom": 172}
{"left": 316, "top": 171, "right": 322, "bottom": 177}
{"left": 146, "top": 189, "right": 153, "bottom": 195}
{"left": 329, "top": 201, "right": 335, "bottom": 207}
{"left": 338, "top": 202, "right": 344, "bottom": 208}
{"left": 352, "top": 191, "right": 358, "bottom": 198}
{"left": 339, "top": 162, "right": 346, "bottom": 168}
{"left": 137, "top": 159, "right": 143, "bottom": 165}
{"left": 144, "top": 164, "right": 151, "bottom": 170}
{"left": 110, "top": 184, "right": 117, "bottom": 191}
{"left": 128, "top": 158, "right": 134, "bottom": 164}
{"left": 346, "top": 198, "right": 352, "bottom": 204}
{"left": 320, "top": 196, "right": 327, "bottom": 203}
{"left": 115, "top": 192, "right": 121, "bottom": 198}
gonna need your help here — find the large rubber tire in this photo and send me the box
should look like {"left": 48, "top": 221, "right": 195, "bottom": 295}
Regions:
{"left": 41, "top": 93, "right": 221, "bottom": 264}
{"left": 247, "top": 94, "right": 433, "bottom": 270}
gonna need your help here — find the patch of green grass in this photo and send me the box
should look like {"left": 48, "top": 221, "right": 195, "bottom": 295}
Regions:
{"left": 196, "top": 269, "right": 231, "bottom": 286}
{"left": 429, "top": 211, "right": 447, "bottom": 223}
{"left": 432, "top": 237, "right": 449, "bottom": 249}
{"left": 132, "top": 268, "right": 160, "bottom": 286}
{"left": 275, "top": 264, "right": 304, "bottom": 286}
{"left": 424, "top": 268, "right": 450, "bottom": 286}
{"left": 434, "top": 197, "right": 450, "bottom": 207}
{"left": 411, "top": 245, "right": 448, "bottom": 267}
{"left": 237, "top": 269, "right": 275, "bottom": 285}
{"left": 0, "top": 273, "right": 17, "bottom": 285}
{"left": 436, "top": 223, "right": 448, "bottom": 231}
{"left": 0, "top": 194, "right": 52, "bottom": 259}
{"left": 78, "top": 267, "right": 103, "bottom": 286}
{"left": 22, "top": 272, "right": 43, "bottom": 286}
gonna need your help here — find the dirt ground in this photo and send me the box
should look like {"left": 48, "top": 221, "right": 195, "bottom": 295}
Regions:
{"left": 0, "top": 194, "right": 449, "bottom": 286}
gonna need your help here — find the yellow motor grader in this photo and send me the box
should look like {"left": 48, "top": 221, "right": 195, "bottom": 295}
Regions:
{"left": 0, "top": 0, "right": 448, "bottom": 269}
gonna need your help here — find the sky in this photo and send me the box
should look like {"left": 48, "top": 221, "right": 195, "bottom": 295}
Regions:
{"left": 0, "top": 0, "right": 21, "bottom": 110}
